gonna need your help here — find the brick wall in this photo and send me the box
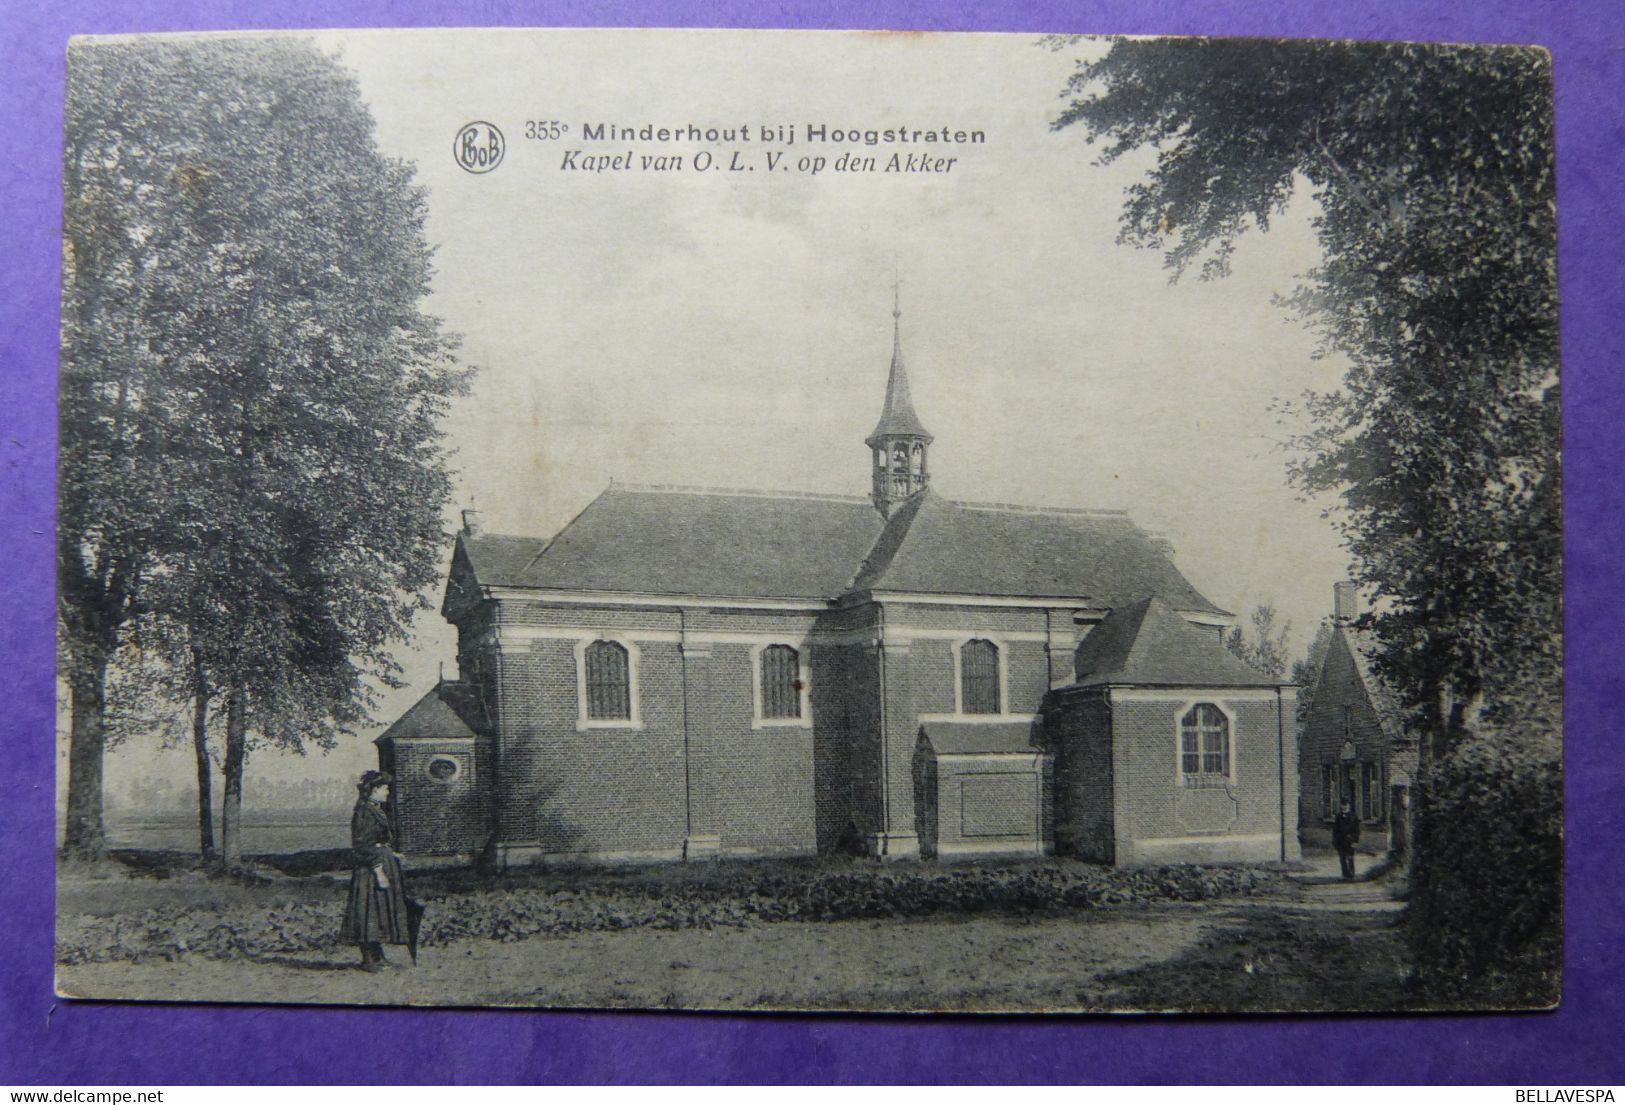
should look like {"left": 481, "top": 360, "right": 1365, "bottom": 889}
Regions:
{"left": 500, "top": 602, "right": 682, "bottom": 631}
{"left": 905, "top": 639, "right": 956, "bottom": 714}
{"left": 881, "top": 635, "right": 1053, "bottom": 716}
{"left": 883, "top": 603, "right": 1047, "bottom": 633}
{"left": 881, "top": 639, "right": 922, "bottom": 848}
{"left": 920, "top": 755, "right": 1050, "bottom": 857}
{"left": 810, "top": 644, "right": 860, "bottom": 850}
{"left": 1299, "top": 628, "right": 1399, "bottom": 849}
{"left": 1046, "top": 690, "right": 1115, "bottom": 862}
{"left": 493, "top": 637, "right": 688, "bottom": 858}
{"left": 452, "top": 593, "right": 1299, "bottom": 869}
{"left": 683, "top": 609, "right": 822, "bottom": 635}
{"left": 475, "top": 603, "right": 849, "bottom": 862}
{"left": 1110, "top": 692, "right": 1294, "bottom": 865}
{"left": 384, "top": 738, "right": 489, "bottom": 855}
{"left": 1006, "top": 640, "right": 1050, "bottom": 713}
{"left": 867, "top": 602, "right": 1062, "bottom": 857}
{"left": 821, "top": 604, "right": 878, "bottom": 633}
{"left": 682, "top": 640, "right": 817, "bottom": 855}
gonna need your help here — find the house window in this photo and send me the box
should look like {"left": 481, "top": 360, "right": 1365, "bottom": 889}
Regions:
{"left": 1322, "top": 764, "right": 1337, "bottom": 819}
{"left": 1362, "top": 761, "right": 1382, "bottom": 820}
{"left": 760, "top": 644, "right": 801, "bottom": 720}
{"left": 584, "top": 640, "right": 631, "bottom": 721}
{"left": 961, "top": 639, "right": 1001, "bottom": 714}
{"left": 1343, "top": 704, "right": 1353, "bottom": 739}
{"left": 1180, "top": 703, "right": 1230, "bottom": 784}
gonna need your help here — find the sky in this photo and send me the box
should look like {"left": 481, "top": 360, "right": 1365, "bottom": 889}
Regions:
{"left": 80, "top": 28, "right": 1355, "bottom": 813}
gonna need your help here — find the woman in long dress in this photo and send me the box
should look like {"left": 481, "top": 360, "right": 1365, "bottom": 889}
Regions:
{"left": 342, "top": 770, "right": 409, "bottom": 971}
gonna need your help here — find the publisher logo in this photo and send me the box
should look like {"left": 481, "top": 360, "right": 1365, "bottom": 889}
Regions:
{"left": 454, "top": 121, "right": 505, "bottom": 174}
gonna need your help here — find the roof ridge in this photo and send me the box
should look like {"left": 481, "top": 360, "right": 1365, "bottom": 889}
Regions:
{"left": 1340, "top": 626, "right": 1407, "bottom": 742}
{"left": 612, "top": 481, "right": 870, "bottom": 504}
{"left": 947, "top": 498, "right": 1131, "bottom": 519}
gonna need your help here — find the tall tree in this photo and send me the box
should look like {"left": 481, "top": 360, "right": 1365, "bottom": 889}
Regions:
{"left": 1225, "top": 605, "right": 1291, "bottom": 679}
{"left": 1291, "top": 619, "right": 1336, "bottom": 723}
{"left": 1052, "top": 38, "right": 1559, "bottom": 757}
{"left": 60, "top": 38, "right": 470, "bottom": 865}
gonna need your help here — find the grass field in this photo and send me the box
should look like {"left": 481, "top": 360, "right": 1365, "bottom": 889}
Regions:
{"left": 53, "top": 848, "right": 1432, "bottom": 1012}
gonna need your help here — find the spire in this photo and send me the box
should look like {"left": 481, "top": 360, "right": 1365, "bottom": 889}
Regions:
{"left": 866, "top": 284, "right": 933, "bottom": 447}
{"left": 867, "top": 282, "right": 933, "bottom": 516}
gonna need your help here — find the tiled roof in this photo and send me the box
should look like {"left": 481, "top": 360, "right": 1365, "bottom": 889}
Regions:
{"left": 454, "top": 484, "right": 1222, "bottom": 613}
{"left": 1072, "top": 596, "right": 1281, "bottom": 687}
{"left": 459, "top": 533, "right": 549, "bottom": 589}
{"left": 377, "top": 682, "right": 486, "bottom": 743}
{"left": 852, "top": 491, "right": 1223, "bottom": 612}
{"left": 461, "top": 485, "right": 885, "bottom": 600}
{"left": 1342, "top": 627, "right": 1411, "bottom": 743}
{"left": 918, "top": 720, "right": 1043, "bottom": 756}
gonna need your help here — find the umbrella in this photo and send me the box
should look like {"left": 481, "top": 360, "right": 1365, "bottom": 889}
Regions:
{"left": 405, "top": 897, "right": 426, "bottom": 964}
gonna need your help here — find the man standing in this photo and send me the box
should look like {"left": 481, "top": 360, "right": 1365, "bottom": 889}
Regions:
{"left": 1333, "top": 798, "right": 1362, "bottom": 880}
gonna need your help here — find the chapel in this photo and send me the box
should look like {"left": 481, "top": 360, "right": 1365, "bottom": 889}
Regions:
{"left": 377, "top": 302, "right": 1301, "bottom": 868}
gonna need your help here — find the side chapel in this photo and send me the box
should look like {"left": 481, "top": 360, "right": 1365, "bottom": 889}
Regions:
{"left": 377, "top": 301, "right": 1301, "bottom": 868}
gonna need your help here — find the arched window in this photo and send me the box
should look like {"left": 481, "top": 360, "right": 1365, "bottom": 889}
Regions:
{"left": 961, "top": 639, "right": 1000, "bottom": 714}
{"left": 1180, "top": 703, "right": 1230, "bottom": 782}
{"left": 760, "top": 644, "right": 801, "bottom": 720}
{"left": 584, "top": 640, "right": 631, "bottom": 721}
{"left": 910, "top": 443, "right": 924, "bottom": 475}
{"left": 892, "top": 443, "right": 910, "bottom": 473}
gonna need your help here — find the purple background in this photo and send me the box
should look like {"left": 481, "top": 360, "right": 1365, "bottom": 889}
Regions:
{"left": 3, "top": 0, "right": 1619, "bottom": 1085}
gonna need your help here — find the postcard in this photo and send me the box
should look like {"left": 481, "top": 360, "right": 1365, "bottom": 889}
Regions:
{"left": 55, "top": 27, "right": 1560, "bottom": 1012}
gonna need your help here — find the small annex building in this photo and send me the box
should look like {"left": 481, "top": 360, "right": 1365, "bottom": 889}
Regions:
{"left": 1043, "top": 597, "right": 1298, "bottom": 865}
{"left": 1298, "top": 582, "right": 1418, "bottom": 856}
{"left": 379, "top": 303, "right": 1300, "bottom": 868}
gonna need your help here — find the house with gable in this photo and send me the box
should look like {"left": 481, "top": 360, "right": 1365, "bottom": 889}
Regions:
{"left": 377, "top": 301, "right": 1301, "bottom": 869}
{"left": 1298, "top": 582, "right": 1418, "bottom": 856}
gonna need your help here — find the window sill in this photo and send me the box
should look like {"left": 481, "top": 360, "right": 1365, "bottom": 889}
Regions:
{"left": 752, "top": 717, "right": 813, "bottom": 730}
{"left": 917, "top": 711, "right": 1040, "bottom": 724}
{"left": 576, "top": 719, "right": 644, "bottom": 731}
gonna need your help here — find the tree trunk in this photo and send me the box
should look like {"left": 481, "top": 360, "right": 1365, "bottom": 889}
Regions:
{"left": 191, "top": 655, "right": 216, "bottom": 864}
{"left": 220, "top": 681, "right": 247, "bottom": 870}
{"left": 64, "top": 650, "right": 110, "bottom": 862}
{"left": 1429, "top": 681, "right": 1453, "bottom": 770}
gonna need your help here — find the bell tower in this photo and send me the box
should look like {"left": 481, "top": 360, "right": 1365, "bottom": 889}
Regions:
{"left": 867, "top": 285, "right": 933, "bottom": 517}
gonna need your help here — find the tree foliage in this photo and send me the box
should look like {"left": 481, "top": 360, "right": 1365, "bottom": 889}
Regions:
{"left": 60, "top": 38, "right": 470, "bottom": 862}
{"left": 1052, "top": 38, "right": 1559, "bottom": 749}
{"left": 1224, "top": 605, "right": 1291, "bottom": 680}
{"left": 1290, "top": 619, "right": 1336, "bottom": 723}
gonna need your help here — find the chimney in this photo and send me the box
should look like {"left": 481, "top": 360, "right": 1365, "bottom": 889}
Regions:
{"left": 1333, "top": 580, "right": 1358, "bottom": 625}
{"left": 461, "top": 507, "right": 483, "bottom": 537}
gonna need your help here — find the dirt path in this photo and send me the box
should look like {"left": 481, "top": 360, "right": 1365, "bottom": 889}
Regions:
{"left": 1083, "top": 859, "right": 1414, "bottom": 1012}
{"left": 61, "top": 905, "right": 1236, "bottom": 1011}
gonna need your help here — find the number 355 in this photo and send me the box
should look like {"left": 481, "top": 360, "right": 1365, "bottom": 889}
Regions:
{"left": 524, "top": 120, "right": 566, "bottom": 140}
